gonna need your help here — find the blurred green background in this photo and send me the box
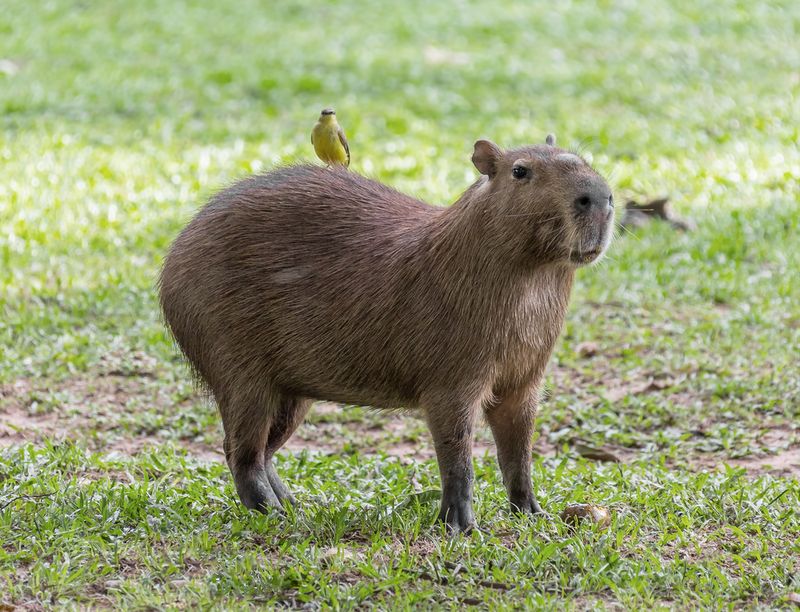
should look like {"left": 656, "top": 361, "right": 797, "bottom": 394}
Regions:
{"left": 1, "top": 0, "right": 799, "bottom": 608}
{"left": 2, "top": 1, "right": 798, "bottom": 383}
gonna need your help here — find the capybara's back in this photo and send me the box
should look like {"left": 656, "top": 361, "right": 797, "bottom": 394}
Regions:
{"left": 160, "top": 138, "right": 615, "bottom": 532}
{"left": 160, "top": 164, "right": 445, "bottom": 408}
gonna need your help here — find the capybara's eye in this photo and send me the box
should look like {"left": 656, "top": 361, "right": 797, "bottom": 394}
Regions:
{"left": 512, "top": 166, "right": 528, "bottom": 179}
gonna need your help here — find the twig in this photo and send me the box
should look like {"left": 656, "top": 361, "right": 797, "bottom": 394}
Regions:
{"left": 0, "top": 491, "right": 56, "bottom": 510}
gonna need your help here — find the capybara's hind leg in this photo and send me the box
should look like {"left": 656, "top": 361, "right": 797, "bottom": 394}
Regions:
{"left": 219, "top": 390, "right": 281, "bottom": 513}
{"left": 263, "top": 396, "right": 312, "bottom": 505}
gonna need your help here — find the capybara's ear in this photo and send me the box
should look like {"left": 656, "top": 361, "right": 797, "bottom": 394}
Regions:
{"left": 472, "top": 140, "right": 502, "bottom": 178}
{"left": 545, "top": 134, "right": 556, "bottom": 146}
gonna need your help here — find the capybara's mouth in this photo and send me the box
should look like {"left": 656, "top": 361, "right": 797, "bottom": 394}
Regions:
{"left": 569, "top": 248, "right": 601, "bottom": 265}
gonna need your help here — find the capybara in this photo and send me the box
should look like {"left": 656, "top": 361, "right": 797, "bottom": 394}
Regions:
{"left": 159, "top": 135, "right": 614, "bottom": 532}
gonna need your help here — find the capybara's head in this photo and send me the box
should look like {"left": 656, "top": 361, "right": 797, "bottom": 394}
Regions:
{"left": 471, "top": 135, "right": 614, "bottom": 267}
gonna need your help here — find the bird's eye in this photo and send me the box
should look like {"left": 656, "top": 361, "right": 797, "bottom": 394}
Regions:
{"left": 512, "top": 166, "right": 528, "bottom": 179}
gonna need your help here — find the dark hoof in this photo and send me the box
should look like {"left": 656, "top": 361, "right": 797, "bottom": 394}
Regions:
{"left": 437, "top": 499, "right": 476, "bottom": 534}
{"left": 234, "top": 468, "right": 282, "bottom": 513}
{"left": 510, "top": 496, "right": 546, "bottom": 516}
{"left": 265, "top": 462, "right": 296, "bottom": 507}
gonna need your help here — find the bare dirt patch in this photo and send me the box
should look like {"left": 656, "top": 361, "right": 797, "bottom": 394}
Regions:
{"left": 684, "top": 426, "right": 800, "bottom": 477}
{"left": 0, "top": 375, "right": 502, "bottom": 463}
{"left": 2, "top": 372, "right": 796, "bottom": 478}
{"left": 729, "top": 427, "right": 800, "bottom": 476}
{"left": 730, "top": 447, "right": 800, "bottom": 475}
{"left": 292, "top": 401, "right": 502, "bottom": 460}
{"left": 0, "top": 375, "right": 223, "bottom": 461}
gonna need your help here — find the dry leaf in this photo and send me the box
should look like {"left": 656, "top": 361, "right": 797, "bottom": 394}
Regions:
{"left": 620, "top": 197, "right": 695, "bottom": 231}
{"left": 320, "top": 546, "right": 356, "bottom": 565}
{"left": 576, "top": 341, "right": 599, "bottom": 358}
{"left": 602, "top": 376, "right": 677, "bottom": 402}
{"left": 626, "top": 197, "right": 671, "bottom": 218}
{"left": 570, "top": 439, "right": 621, "bottom": 463}
{"left": 561, "top": 504, "right": 612, "bottom": 529}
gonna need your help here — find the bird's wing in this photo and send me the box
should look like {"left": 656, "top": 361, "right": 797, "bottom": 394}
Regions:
{"left": 338, "top": 128, "right": 350, "bottom": 165}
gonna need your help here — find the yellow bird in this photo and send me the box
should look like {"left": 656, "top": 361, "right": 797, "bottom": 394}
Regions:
{"left": 311, "top": 108, "right": 350, "bottom": 167}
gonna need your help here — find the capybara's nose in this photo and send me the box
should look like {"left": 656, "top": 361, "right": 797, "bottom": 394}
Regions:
{"left": 573, "top": 192, "right": 613, "bottom": 221}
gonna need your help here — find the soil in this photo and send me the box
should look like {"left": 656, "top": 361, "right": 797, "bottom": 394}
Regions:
{"left": 1, "top": 373, "right": 797, "bottom": 477}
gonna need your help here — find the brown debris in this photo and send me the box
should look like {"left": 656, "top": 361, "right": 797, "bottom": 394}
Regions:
{"left": 560, "top": 504, "right": 612, "bottom": 529}
{"left": 576, "top": 341, "right": 600, "bottom": 358}
{"left": 569, "top": 438, "right": 622, "bottom": 463}
{"left": 620, "top": 197, "right": 695, "bottom": 231}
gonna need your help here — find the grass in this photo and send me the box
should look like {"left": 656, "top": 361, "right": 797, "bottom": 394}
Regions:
{"left": 4, "top": 444, "right": 798, "bottom": 608}
{"left": 1, "top": 0, "right": 799, "bottom": 608}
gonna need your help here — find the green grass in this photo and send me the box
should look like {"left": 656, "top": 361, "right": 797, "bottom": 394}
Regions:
{"left": 2, "top": 0, "right": 799, "bottom": 608}
{"left": 4, "top": 444, "right": 798, "bottom": 608}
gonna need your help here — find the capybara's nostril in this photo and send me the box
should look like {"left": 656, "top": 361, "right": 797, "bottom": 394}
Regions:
{"left": 574, "top": 195, "right": 592, "bottom": 212}
{"left": 574, "top": 193, "right": 614, "bottom": 219}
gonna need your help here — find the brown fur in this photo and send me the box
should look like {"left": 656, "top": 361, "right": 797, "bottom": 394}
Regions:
{"left": 158, "top": 137, "right": 614, "bottom": 532}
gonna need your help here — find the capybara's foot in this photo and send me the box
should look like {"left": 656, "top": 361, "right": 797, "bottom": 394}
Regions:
{"left": 265, "top": 461, "right": 296, "bottom": 507}
{"left": 510, "top": 494, "right": 544, "bottom": 516}
{"left": 234, "top": 467, "right": 282, "bottom": 513}
{"left": 437, "top": 494, "right": 476, "bottom": 534}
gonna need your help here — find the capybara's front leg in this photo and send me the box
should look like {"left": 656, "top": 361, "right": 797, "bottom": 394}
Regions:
{"left": 485, "top": 391, "right": 543, "bottom": 515}
{"left": 427, "top": 406, "right": 478, "bottom": 533}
